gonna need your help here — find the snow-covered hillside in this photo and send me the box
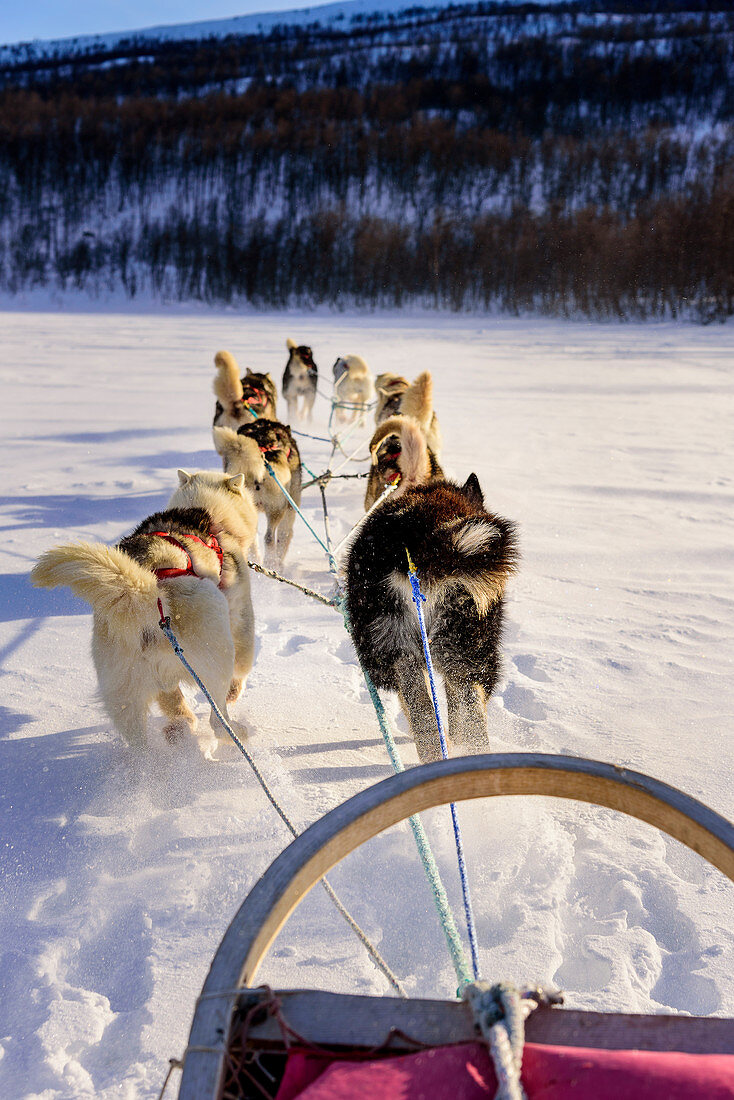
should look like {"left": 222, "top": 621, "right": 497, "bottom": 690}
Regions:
{"left": 0, "top": 0, "right": 532, "bottom": 56}
{"left": 0, "top": 308, "right": 732, "bottom": 1099}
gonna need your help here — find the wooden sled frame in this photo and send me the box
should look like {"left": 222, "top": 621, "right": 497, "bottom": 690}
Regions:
{"left": 179, "top": 753, "right": 734, "bottom": 1099}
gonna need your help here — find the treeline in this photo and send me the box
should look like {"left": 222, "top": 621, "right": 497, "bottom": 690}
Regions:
{"left": 9, "top": 180, "right": 732, "bottom": 321}
{"left": 0, "top": 0, "right": 732, "bottom": 317}
{"left": 2, "top": 6, "right": 732, "bottom": 136}
{"left": 4, "top": 86, "right": 732, "bottom": 217}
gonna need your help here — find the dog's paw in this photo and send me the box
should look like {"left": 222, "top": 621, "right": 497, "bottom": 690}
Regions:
{"left": 163, "top": 719, "right": 194, "bottom": 745}
{"left": 227, "top": 677, "right": 243, "bottom": 703}
{"left": 205, "top": 733, "right": 248, "bottom": 763}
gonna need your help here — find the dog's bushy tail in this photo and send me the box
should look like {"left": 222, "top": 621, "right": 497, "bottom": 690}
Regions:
{"left": 213, "top": 350, "right": 243, "bottom": 406}
{"left": 405, "top": 480, "right": 519, "bottom": 615}
{"left": 400, "top": 371, "right": 433, "bottom": 432}
{"left": 369, "top": 415, "right": 431, "bottom": 489}
{"left": 31, "top": 543, "right": 160, "bottom": 630}
{"left": 396, "top": 418, "right": 431, "bottom": 487}
{"left": 441, "top": 512, "right": 519, "bottom": 614}
{"left": 212, "top": 426, "right": 263, "bottom": 478}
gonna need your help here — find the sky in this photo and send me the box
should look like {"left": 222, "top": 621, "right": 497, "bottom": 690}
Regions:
{"left": 0, "top": 0, "right": 314, "bottom": 45}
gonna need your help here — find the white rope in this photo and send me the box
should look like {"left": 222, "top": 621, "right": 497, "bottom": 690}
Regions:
{"left": 463, "top": 981, "right": 563, "bottom": 1100}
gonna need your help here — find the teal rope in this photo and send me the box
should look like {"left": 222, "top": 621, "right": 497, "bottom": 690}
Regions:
{"left": 156, "top": 601, "right": 406, "bottom": 997}
{"left": 263, "top": 458, "right": 338, "bottom": 573}
{"left": 407, "top": 555, "right": 480, "bottom": 981}
{"left": 256, "top": 458, "right": 476, "bottom": 992}
{"left": 361, "top": 664, "right": 474, "bottom": 990}
{"left": 336, "top": 593, "right": 474, "bottom": 990}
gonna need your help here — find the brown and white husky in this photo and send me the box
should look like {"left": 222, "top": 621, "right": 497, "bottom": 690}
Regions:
{"left": 212, "top": 349, "right": 278, "bottom": 430}
{"left": 31, "top": 471, "right": 258, "bottom": 756}
{"left": 363, "top": 415, "right": 443, "bottom": 511}
{"left": 213, "top": 419, "right": 302, "bottom": 567}
{"left": 374, "top": 370, "right": 443, "bottom": 457}
{"left": 332, "top": 354, "right": 375, "bottom": 425}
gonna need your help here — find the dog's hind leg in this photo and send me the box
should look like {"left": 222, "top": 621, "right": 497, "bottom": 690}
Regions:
{"left": 445, "top": 679, "right": 489, "bottom": 754}
{"left": 168, "top": 582, "right": 244, "bottom": 750}
{"left": 226, "top": 573, "right": 255, "bottom": 704}
{"left": 263, "top": 513, "right": 281, "bottom": 569}
{"left": 275, "top": 505, "right": 296, "bottom": 564}
{"left": 396, "top": 657, "right": 441, "bottom": 764}
{"left": 158, "top": 687, "right": 196, "bottom": 744}
{"left": 106, "top": 697, "right": 150, "bottom": 751}
{"left": 93, "top": 631, "right": 151, "bottom": 750}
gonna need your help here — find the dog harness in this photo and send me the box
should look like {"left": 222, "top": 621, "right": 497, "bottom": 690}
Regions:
{"left": 240, "top": 387, "right": 268, "bottom": 409}
{"left": 259, "top": 444, "right": 292, "bottom": 460}
{"left": 146, "top": 531, "right": 224, "bottom": 585}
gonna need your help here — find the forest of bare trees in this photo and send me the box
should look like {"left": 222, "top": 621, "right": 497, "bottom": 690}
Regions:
{"left": 0, "top": 0, "right": 732, "bottom": 318}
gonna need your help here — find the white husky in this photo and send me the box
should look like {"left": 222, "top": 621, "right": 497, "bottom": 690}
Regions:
{"left": 31, "top": 471, "right": 258, "bottom": 756}
{"left": 332, "top": 354, "right": 375, "bottom": 425}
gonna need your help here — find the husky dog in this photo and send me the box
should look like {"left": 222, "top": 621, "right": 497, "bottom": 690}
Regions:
{"left": 345, "top": 476, "right": 518, "bottom": 764}
{"left": 374, "top": 373, "right": 409, "bottom": 423}
{"left": 332, "top": 354, "right": 375, "bottom": 425}
{"left": 283, "top": 339, "right": 318, "bottom": 423}
{"left": 212, "top": 349, "right": 278, "bottom": 430}
{"left": 31, "top": 471, "right": 258, "bottom": 755}
{"left": 374, "top": 371, "right": 443, "bottom": 457}
{"left": 363, "top": 415, "right": 443, "bottom": 511}
{"left": 214, "top": 419, "right": 302, "bottom": 567}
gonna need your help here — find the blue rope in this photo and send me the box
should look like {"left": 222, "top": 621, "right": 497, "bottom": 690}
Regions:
{"left": 290, "top": 428, "right": 333, "bottom": 444}
{"left": 406, "top": 553, "right": 481, "bottom": 982}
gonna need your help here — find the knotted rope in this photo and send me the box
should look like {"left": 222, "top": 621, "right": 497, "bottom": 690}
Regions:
{"left": 463, "top": 981, "right": 564, "bottom": 1100}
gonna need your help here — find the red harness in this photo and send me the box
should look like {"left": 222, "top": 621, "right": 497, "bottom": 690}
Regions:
{"left": 146, "top": 531, "right": 224, "bottom": 584}
{"left": 259, "top": 445, "right": 291, "bottom": 460}
{"left": 240, "top": 386, "right": 267, "bottom": 408}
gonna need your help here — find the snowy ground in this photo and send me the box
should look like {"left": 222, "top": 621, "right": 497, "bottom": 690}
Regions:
{"left": 0, "top": 309, "right": 732, "bottom": 1100}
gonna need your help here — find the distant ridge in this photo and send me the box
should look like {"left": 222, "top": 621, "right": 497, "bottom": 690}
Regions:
{"left": 0, "top": 0, "right": 530, "bottom": 58}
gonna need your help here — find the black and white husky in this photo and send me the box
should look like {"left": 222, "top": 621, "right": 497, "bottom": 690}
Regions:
{"left": 345, "top": 476, "right": 518, "bottom": 763}
{"left": 31, "top": 472, "right": 258, "bottom": 756}
{"left": 283, "top": 339, "right": 318, "bottom": 423}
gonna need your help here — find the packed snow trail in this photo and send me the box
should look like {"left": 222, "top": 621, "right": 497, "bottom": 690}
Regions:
{"left": 0, "top": 309, "right": 732, "bottom": 1099}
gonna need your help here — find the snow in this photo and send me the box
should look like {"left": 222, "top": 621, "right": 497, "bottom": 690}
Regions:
{"left": 0, "top": 308, "right": 732, "bottom": 1099}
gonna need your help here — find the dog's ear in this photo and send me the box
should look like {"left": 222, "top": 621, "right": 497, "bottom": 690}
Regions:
{"left": 226, "top": 473, "right": 245, "bottom": 494}
{"left": 245, "top": 367, "right": 254, "bottom": 377}
{"left": 286, "top": 337, "right": 296, "bottom": 350}
{"left": 177, "top": 469, "right": 191, "bottom": 486}
{"left": 462, "top": 473, "right": 484, "bottom": 506}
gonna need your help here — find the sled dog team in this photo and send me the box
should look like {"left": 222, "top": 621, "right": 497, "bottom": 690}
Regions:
{"left": 33, "top": 340, "right": 518, "bottom": 764}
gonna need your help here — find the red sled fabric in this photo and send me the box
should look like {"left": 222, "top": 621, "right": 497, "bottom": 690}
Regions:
{"left": 275, "top": 1040, "right": 734, "bottom": 1100}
